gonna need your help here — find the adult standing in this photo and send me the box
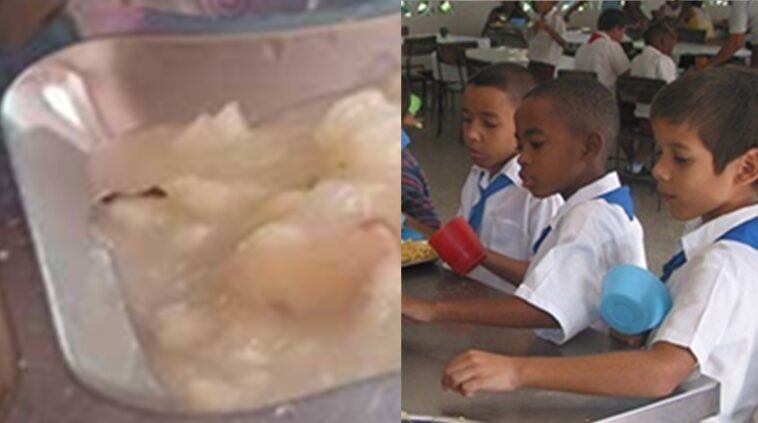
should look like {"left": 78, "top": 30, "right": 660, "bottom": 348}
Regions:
{"left": 706, "top": 0, "right": 758, "bottom": 68}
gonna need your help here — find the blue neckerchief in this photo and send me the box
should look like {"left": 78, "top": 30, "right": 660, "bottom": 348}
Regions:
{"left": 467, "top": 172, "right": 513, "bottom": 234}
{"left": 531, "top": 185, "right": 635, "bottom": 253}
{"left": 661, "top": 216, "right": 758, "bottom": 283}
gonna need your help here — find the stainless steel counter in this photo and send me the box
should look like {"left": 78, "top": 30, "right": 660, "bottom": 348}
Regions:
{"left": 401, "top": 264, "right": 719, "bottom": 423}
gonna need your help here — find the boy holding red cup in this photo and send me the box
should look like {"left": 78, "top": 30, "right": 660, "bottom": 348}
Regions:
{"left": 403, "top": 77, "right": 647, "bottom": 347}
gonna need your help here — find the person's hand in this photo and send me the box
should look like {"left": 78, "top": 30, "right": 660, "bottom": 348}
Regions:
{"left": 533, "top": 18, "right": 545, "bottom": 32}
{"left": 402, "top": 294, "right": 437, "bottom": 323}
{"left": 442, "top": 349, "right": 521, "bottom": 397}
{"left": 609, "top": 329, "right": 647, "bottom": 348}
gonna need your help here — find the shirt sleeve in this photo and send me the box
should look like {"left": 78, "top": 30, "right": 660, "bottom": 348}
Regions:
{"left": 611, "top": 43, "right": 631, "bottom": 76}
{"left": 555, "top": 14, "right": 567, "bottom": 37}
{"left": 656, "top": 56, "right": 678, "bottom": 83}
{"left": 729, "top": 1, "right": 749, "bottom": 35}
{"left": 650, "top": 250, "right": 739, "bottom": 366}
{"left": 401, "top": 151, "right": 441, "bottom": 229}
{"left": 515, "top": 210, "right": 603, "bottom": 344}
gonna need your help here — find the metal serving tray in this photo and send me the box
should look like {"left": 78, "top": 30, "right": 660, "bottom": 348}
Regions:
{"left": 1, "top": 13, "right": 399, "bottom": 417}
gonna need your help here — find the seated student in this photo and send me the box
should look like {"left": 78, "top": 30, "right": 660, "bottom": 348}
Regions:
{"left": 683, "top": 0, "right": 715, "bottom": 40}
{"left": 454, "top": 63, "right": 562, "bottom": 291}
{"left": 482, "top": 1, "right": 528, "bottom": 35}
{"left": 441, "top": 66, "right": 758, "bottom": 423}
{"left": 403, "top": 77, "right": 646, "bottom": 346}
{"left": 526, "top": 1, "right": 567, "bottom": 83}
{"left": 623, "top": 22, "right": 678, "bottom": 175}
{"left": 575, "top": 9, "right": 631, "bottom": 92}
{"left": 401, "top": 78, "right": 441, "bottom": 235}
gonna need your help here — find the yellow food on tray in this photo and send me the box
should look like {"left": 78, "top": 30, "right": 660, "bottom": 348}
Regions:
{"left": 401, "top": 240, "right": 437, "bottom": 265}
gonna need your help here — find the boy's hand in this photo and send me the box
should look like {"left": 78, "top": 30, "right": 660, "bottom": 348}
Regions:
{"left": 442, "top": 349, "right": 520, "bottom": 396}
{"left": 609, "top": 329, "right": 647, "bottom": 348}
{"left": 402, "top": 294, "right": 437, "bottom": 323}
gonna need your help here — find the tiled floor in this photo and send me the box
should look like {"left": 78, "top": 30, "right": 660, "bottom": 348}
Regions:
{"left": 405, "top": 96, "right": 685, "bottom": 273}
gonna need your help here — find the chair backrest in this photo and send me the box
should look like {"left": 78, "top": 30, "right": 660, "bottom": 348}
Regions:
{"left": 402, "top": 35, "right": 438, "bottom": 57}
{"left": 616, "top": 75, "right": 667, "bottom": 105}
{"left": 557, "top": 69, "right": 598, "bottom": 80}
{"left": 485, "top": 27, "right": 528, "bottom": 49}
{"left": 436, "top": 41, "right": 479, "bottom": 87}
{"left": 437, "top": 41, "right": 478, "bottom": 66}
{"left": 677, "top": 27, "right": 706, "bottom": 44}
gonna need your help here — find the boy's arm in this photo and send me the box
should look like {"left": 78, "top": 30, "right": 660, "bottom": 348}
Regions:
{"left": 480, "top": 248, "right": 530, "bottom": 286}
{"left": 404, "top": 215, "right": 437, "bottom": 238}
{"left": 402, "top": 294, "right": 558, "bottom": 328}
{"left": 443, "top": 341, "right": 696, "bottom": 397}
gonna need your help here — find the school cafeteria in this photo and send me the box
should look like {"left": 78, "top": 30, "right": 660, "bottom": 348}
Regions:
{"left": 401, "top": 1, "right": 758, "bottom": 422}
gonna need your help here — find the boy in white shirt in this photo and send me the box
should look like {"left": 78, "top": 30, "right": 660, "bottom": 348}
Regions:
{"left": 526, "top": 1, "right": 567, "bottom": 83}
{"left": 575, "top": 8, "right": 630, "bottom": 91}
{"left": 456, "top": 63, "right": 563, "bottom": 291}
{"left": 623, "top": 22, "right": 678, "bottom": 174}
{"left": 442, "top": 66, "right": 758, "bottom": 423}
{"left": 406, "top": 63, "right": 563, "bottom": 291}
{"left": 403, "top": 77, "right": 646, "bottom": 346}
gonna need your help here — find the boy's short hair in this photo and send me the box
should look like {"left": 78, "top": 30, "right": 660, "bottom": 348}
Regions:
{"left": 467, "top": 63, "right": 537, "bottom": 105}
{"left": 650, "top": 66, "right": 758, "bottom": 173}
{"left": 524, "top": 77, "right": 619, "bottom": 152}
{"left": 643, "top": 22, "right": 676, "bottom": 45}
{"left": 597, "top": 9, "right": 630, "bottom": 32}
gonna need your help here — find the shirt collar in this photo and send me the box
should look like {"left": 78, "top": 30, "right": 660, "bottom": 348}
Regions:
{"left": 680, "top": 203, "right": 758, "bottom": 258}
{"left": 642, "top": 45, "right": 665, "bottom": 58}
{"left": 594, "top": 31, "right": 612, "bottom": 42}
{"left": 553, "top": 171, "right": 623, "bottom": 222}
{"left": 473, "top": 156, "right": 521, "bottom": 189}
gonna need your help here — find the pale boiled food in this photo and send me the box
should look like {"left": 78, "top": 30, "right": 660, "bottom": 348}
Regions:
{"left": 88, "top": 75, "right": 401, "bottom": 412}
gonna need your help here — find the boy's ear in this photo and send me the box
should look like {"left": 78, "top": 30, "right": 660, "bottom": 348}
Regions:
{"left": 582, "top": 131, "right": 604, "bottom": 161}
{"left": 734, "top": 147, "right": 758, "bottom": 187}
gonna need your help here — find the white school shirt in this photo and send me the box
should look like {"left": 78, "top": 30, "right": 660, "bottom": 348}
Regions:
{"left": 514, "top": 172, "right": 647, "bottom": 344}
{"left": 457, "top": 157, "right": 563, "bottom": 292}
{"left": 729, "top": 0, "right": 758, "bottom": 44}
{"left": 527, "top": 8, "right": 566, "bottom": 67}
{"left": 629, "top": 45, "right": 677, "bottom": 118}
{"left": 649, "top": 204, "right": 758, "bottom": 423}
{"left": 574, "top": 32, "right": 631, "bottom": 92}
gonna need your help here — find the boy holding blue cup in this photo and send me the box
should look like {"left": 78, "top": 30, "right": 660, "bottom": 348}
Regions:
{"left": 442, "top": 67, "right": 758, "bottom": 423}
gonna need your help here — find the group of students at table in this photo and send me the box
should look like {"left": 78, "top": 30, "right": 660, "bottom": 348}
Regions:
{"left": 400, "top": 59, "right": 758, "bottom": 421}
{"left": 504, "top": 1, "right": 756, "bottom": 79}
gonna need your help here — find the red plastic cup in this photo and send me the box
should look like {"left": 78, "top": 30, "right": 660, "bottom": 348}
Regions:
{"left": 428, "top": 217, "right": 486, "bottom": 275}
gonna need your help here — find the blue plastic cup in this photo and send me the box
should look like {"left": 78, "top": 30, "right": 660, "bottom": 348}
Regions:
{"left": 600, "top": 265, "right": 673, "bottom": 335}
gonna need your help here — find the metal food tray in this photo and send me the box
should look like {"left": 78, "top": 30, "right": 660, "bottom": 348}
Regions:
{"left": 401, "top": 241, "right": 438, "bottom": 268}
{"left": 1, "top": 14, "right": 399, "bottom": 418}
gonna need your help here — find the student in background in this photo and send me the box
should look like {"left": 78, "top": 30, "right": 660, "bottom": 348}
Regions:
{"left": 403, "top": 77, "right": 646, "bottom": 347}
{"left": 682, "top": 0, "right": 715, "bottom": 40}
{"left": 441, "top": 65, "right": 758, "bottom": 423}
{"left": 482, "top": 1, "right": 528, "bottom": 36}
{"left": 623, "top": 22, "right": 678, "bottom": 175}
{"left": 574, "top": 8, "right": 631, "bottom": 92}
{"left": 401, "top": 78, "right": 441, "bottom": 235}
{"left": 526, "top": 1, "right": 567, "bottom": 83}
